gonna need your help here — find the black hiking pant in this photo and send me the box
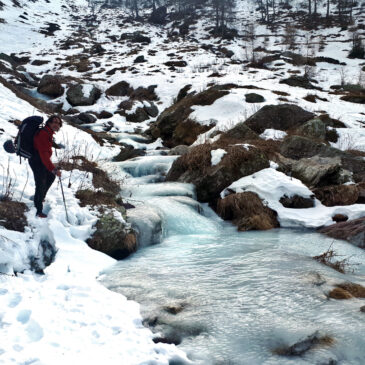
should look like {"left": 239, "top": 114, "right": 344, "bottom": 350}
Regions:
{"left": 29, "top": 154, "right": 55, "bottom": 215}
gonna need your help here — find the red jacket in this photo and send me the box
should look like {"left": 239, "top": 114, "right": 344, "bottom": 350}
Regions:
{"left": 34, "top": 126, "right": 55, "bottom": 172}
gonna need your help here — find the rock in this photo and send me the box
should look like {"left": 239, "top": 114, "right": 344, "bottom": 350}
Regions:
{"left": 31, "top": 59, "right": 50, "bottom": 66}
{"left": 90, "top": 43, "right": 105, "bottom": 55}
{"left": 97, "top": 110, "right": 113, "bottom": 119}
{"left": 332, "top": 214, "right": 348, "bottom": 223}
{"left": 143, "top": 101, "right": 159, "bottom": 117}
{"left": 105, "top": 81, "right": 132, "bottom": 97}
{"left": 176, "top": 84, "right": 193, "bottom": 102}
{"left": 328, "top": 287, "right": 353, "bottom": 299}
{"left": 150, "top": 84, "right": 237, "bottom": 147}
{"left": 296, "top": 118, "right": 326, "bottom": 140}
{"left": 313, "top": 185, "right": 359, "bottom": 206}
{"left": 166, "top": 143, "right": 269, "bottom": 204}
{"left": 360, "top": 305, "right": 365, "bottom": 313}
{"left": 279, "top": 194, "right": 315, "bottom": 208}
{"left": 217, "top": 192, "right": 279, "bottom": 231}
{"left": 279, "top": 75, "right": 320, "bottom": 89}
{"left": 66, "top": 84, "right": 101, "bottom": 107}
{"left": 126, "top": 107, "right": 150, "bottom": 123}
{"left": 120, "top": 32, "right": 151, "bottom": 44}
{"left": 357, "top": 182, "right": 365, "bottom": 203}
{"left": 113, "top": 145, "right": 145, "bottom": 162}
{"left": 149, "top": 6, "right": 167, "bottom": 24}
{"left": 77, "top": 112, "right": 97, "bottom": 124}
{"left": 134, "top": 55, "right": 146, "bottom": 63}
{"left": 168, "top": 145, "right": 190, "bottom": 156}
{"left": 291, "top": 156, "right": 351, "bottom": 188}
{"left": 127, "top": 206, "right": 163, "bottom": 246}
{"left": 164, "top": 60, "right": 187, "bottom": 67}
{"left": 37, "top": 75, "right": 64, "bottom": 98}
{"left": 341, "top": 93, "right": 365, "bottom": 104}
{"left": 274, "top": 331, "right": 333, "bottom": 356}
{"left": 245, "top": 93, "right": 265, "bottom": 103}
{"left": 130, "top": 85, "right": 158, "bottom": 101}
{"left": 245, "top": 104, "right": 315, "bottom": 134}
{"left": 87, "top": 213, "right": 137, "bottom": 260}
{"left": 281, "top": 136, "right": 365, "bottom": 182}
{"left": 318, "top": 217, "right": 365, "bottom": 248}
{"left": 221, "top": 122, "right": 259, "bottom": 141}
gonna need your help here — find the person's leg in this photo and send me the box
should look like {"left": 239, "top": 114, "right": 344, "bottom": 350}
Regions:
{"left": 29, "top": 158, "right": 46, "bottom": 215}
{"left": 42, "top": 170, "right": 56, "bottom": 203}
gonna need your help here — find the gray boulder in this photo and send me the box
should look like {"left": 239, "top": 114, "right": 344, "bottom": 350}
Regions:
{"left": 66, "top": 84, "right": 101, "bottom": 107}
{"left": 143, "top": 101, "right": 159, "bottom": 118}
{"left": 296, "top": 118, "right": 326, "bottom": 140}
{"left": 106, "top": 81, "right": 132, "bottom": 97}
{"left": 245, "top": 93, "right": 265, "bottom": 103}
{"left": 245, "top": 104, "right": 315, "bottom": 134}
{"left": 37, "top": 75, "right": 64, "bottom": 98}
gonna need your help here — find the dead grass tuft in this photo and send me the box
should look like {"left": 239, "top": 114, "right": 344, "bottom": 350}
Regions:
{"left": 313, "top": 244, "right": 354, "bottom": 274}
{"left": 178, "top": 143, "right": 213, "bottom": 173}
{"left": 0, "top": 199, "right": 28, "bottom": 232}
{"left": 75, "top": 189, "right": 118, "bottom": 207}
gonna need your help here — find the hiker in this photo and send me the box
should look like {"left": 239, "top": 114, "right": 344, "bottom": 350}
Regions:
{"left": 29, "top": 115, "right": 62, "bottom": 218}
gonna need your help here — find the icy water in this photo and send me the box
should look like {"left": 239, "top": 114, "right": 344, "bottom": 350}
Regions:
{"left": 100, "top": 154, "right": 365, "bottom": 365}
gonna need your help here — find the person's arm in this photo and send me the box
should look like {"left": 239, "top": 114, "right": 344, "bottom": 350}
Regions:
{"left": 34, "top": 130, "right": 56, "bottom": 172}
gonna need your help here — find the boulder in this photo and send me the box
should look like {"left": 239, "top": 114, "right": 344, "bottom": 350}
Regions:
{"left": 166, "top": 144, "right": 269, "bottom": 204}
{"left": 143, "top": 101, "right": 159, "bottom": 117}
{"left": 87, "top": 213, "right": 137, "bottom": 259}
{"left": 97, "top": 110, "right": 113, "bottom": 119}
{"left": 106, "top": 81, "right": 132, "bottom": 97}
{"left": 150, "top": 84, "right": 237, "bottom": 147}
{"left": 168, "top": 145, "right": 190, "bottom": 156}
{"left": 318, "top": 217, "right": 365, "bottom": 249}
{"left": 66, "top": 84, "right": 101, "bottom": 107}
{"left": 279, "top": 76, "right": 320, "bottom": 89}
{"left": 296, "top": 118, "right": 326, "bottom": 140}
{"left": 120, "top": 32, "right": 151, "bottom": 44}
{"left": 130, "top": 85, "right": 158, "bottom": 101}
{"left": 126, "top": 107, "right": 150, "bottom": 123}
{"left": 221, "top": 122, "right": 259, "bottom": 141}
{"left": 291, "top": 156, "right": 351, "bottom": 188}
{"left": 332, "top": 214, "right": 348, "bottom": 223}
{"left": 164, "top": 61, "right": 187, "bottom": 68}
{"left": 245, "top": 104, "right": 315, "bottom": 134}
{"left": 149, "top": 6, "right": 167, "bottom": 24}
{"left": 357, "top": 182, "right": 365, "bottom": 203}
{"left": 279, "top": 194, "right": 315, "bottom": 208}
{"left": 113, "top": 145, "right": 145, "bottom": 162}
{"left": 77, "top": 112, "right": 97, "bottom": 124}
{"left": 245, "top": 93, "right": 265, "bottom": 103}
{"left": 313, "top": 185, "right": 359, "bottom": 206}
{"left": 37, "top": 75, "right": 64, "bottom": 98}
{"left": 134, "top": 55, "right": 146, "bottom": 63}
{"left": 216, "top": 192, "right": 279, "bottom": 231}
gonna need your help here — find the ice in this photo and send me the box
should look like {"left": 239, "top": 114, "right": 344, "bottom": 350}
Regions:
{"left": 16, "top": 309, "right": 32, "bottom": 324}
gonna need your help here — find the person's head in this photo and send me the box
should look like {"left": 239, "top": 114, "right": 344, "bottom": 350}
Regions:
{"left": 46, "top": 115, "right": 62, "bottom": 132}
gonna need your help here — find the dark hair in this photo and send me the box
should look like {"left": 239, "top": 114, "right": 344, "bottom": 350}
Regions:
{"left": 46, "top": 115, "right": 63, "bottom": 127}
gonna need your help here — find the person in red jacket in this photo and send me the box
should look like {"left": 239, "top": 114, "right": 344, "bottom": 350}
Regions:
{"left": 29, "top": 115, "right": 62, "bottom": 218}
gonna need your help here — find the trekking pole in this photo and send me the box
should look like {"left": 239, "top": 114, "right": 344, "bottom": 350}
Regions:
{"left": 59, "top": 176, "right": 69, "bottom": 223}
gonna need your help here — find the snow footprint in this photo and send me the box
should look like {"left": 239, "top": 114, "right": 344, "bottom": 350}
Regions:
{"left": 26, "top": 320, "right": 44, "bottom": 342}
{"left": 16, "top": 309, "right": 32, "bottom": 324}
{"left": 8, "top": 293, "right": 22, "bottom": 308}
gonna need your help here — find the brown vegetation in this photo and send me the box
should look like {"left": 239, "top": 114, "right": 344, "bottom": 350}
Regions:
{"left": 313, "top": 245, "right": 352, "bottom": 274}
{"left": 0, "top": 199, "right": 28, "bottom": 232}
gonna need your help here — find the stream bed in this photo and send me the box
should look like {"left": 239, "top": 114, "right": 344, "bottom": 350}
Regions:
{"left": 100, "top": 153, "right": 365, "bottom": 365}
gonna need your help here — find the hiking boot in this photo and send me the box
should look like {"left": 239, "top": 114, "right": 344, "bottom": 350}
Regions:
{"left": 36, "top": 212, "right": 47, "bottom": 218}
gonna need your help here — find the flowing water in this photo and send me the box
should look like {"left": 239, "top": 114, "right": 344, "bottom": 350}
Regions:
{"left": 100, "top": 153, "right": 365, "bottom": 365}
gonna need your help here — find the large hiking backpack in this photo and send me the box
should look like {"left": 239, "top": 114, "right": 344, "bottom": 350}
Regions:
{"left": 15, "top": 116, "right": 44, "bottom": 159}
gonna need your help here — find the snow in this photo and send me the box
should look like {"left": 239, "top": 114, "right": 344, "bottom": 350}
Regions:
{"left": 211, "top": 148, "right": 226, "bottom": 166}
{"left": 221, "top": 168, "right": 365, "bottom": 228}
{"left": 260, "top": 128, "right": 287, "bottom": 140}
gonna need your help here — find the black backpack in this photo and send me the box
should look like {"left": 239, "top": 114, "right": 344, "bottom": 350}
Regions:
{"left": 15, "top": 116, "right": 44, "bottom": 159}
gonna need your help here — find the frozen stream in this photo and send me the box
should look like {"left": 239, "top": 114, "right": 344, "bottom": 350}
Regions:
{"left": 100, "top": 154, "right": 365, "bottom": 365}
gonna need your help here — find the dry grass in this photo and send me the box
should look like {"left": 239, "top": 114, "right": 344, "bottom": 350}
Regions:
{"left": 75, "top": 189, "right": 118, "bottom": 207}
{"left": 178, "top": 143, "right": 213, "bottom": 173}
{"left": 0, "top": 199, "right": 28, "bottom": 232}
{"left": 313, "top": 244, "right": 354, "bottom": 274}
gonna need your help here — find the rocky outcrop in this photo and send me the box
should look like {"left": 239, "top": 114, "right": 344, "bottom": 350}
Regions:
{"left": 150, "top": 84, "right": 238, "bottom": 147}
{"left": 318, "top": 217, "right": 365, "bottom": 249}
{"left": 37, "top": 75, "right": 64, "bottom": 98}
{"left": 245, "top": 104, "right": 315, "bottom": 134}
{"left": 66, "top": 84, "right": 101, "bottom": 106}
{"left": 166, "top": 143, "right": 269, "bottom": 204}
{"left": 87, "top": 213, "right": 137, "bottom": 260}
{"left": 290, "top": 156, "right": 351, "bottom": 188}
{"left": 216, "top": 192, "right": 279, "bottom": 231}
{"left": 106, "top": 81, "right": 132, "bottom": 97}
{"left": 281, "top": 136, "right": 365, "bottom": 182}
{"left": 313, "top": 185, "right": 359, "bottom": 206}
{"left": 295, "top": 118, "right": 326, "bottom": 140}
